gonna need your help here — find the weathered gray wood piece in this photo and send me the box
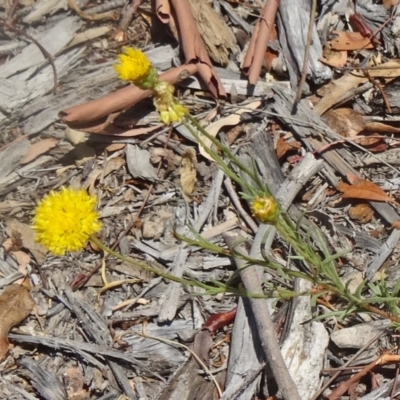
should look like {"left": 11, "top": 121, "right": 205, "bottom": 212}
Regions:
{"left": 358, "top": 375, "right": 400, "bottom": 400}
{"left": 277, "top": 0, "right": 332, "bottom": 91}
{"left": 222, "top": 126, "right": 285, "bottom": 400}
{"left": 158, "top": 168, "right": 225, "bottom": 322}
{"left": 62, "top": 288, "right": 138, "bottom": 399}
{"left": 0, "top": 16, "right": 82, "bottom": 79}
{"left": 155, "top": 359, "right": 225, "bottom": 400}
{"left": 18, "top": 357, "right": 67, "bottom": 400}
{"left": 366, "top": 229, "right": 400, "bottom": 281}
{"left": 223, "top": 131, "right": 324, "bottom": 400}
{"left": 280, "top": 278, "right": 329, "bottom": 400}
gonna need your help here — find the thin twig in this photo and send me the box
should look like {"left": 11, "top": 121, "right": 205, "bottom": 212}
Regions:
{"left": 293, "top": 0, "right": 316, "bottom": 109}
{"left": 311, "top": 329, "right": 388, "bottom": 400}
{"left": 134, "top": 323, "right": 223, "bottom": 397}
{"left": 223, "top": 233, "right": 302, "bottom": 400}
{"left": 0, "top": 21, "right": 58, "bottom": 94}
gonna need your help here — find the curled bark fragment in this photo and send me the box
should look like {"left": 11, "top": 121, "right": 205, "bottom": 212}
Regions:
{"left": 243, "top": 0, "right": 280, "bottom": 85}
{"left": 155, "top": 0, "right": 225, "bottom": 98}
{"left": 59, "top": 64, "right": 198, "bottom": 131}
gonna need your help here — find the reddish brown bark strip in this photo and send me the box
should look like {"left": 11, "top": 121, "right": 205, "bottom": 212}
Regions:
{"left": 59, "top": 64, "right": 198, "bottom": 127}
{"left": 156, "top": 0, "right": 225, "bottom": 98}
{"left": 243, "top": 0, "right": 280, "bottom": 85}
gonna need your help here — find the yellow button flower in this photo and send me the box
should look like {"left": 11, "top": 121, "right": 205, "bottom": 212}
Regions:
{"left": 114, "top": 47, "right": 158, "bottom": 89}
{"left": 250, "top": 196, "right": 280, "bottom": 225}
{"left": 33, "top": 187, "right": 102, "bottom": 256}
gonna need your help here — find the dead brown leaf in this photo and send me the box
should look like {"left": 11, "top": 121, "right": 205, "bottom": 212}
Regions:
{"left": 103, "top": 157, "right": 125, "bottom": 177}
{"left": 105, "top": 143, "right": 126, "bottom": 152}
{"left": 0, "top": 285, "right": 35, "bottom": 361}
{"left": 276, "top": 136, "right": 301, "bottom": 159}
{"left": 315, "top": 61, "right": 400, "bottom": 115}
{"left": 383, "top": 0, "right": 399, "bottom": 9}
{"left": 337, "top": 177, "right": 393, "bottom": 203}
{"left": 180, "top": 148, "right": 197, "bottom": 202}
{"left": 323, "top": 108, "right": 366, "bottom": 137}
{"left": 326, "top": 31, "right": 374, "bottom": 51}
{"left": 364, "top": 121, "right": 400, "bottom": 134}
{"left": 320, "top": 47, "right": 347, "bottom": 68}
{"left": 2, "top": 238, "right": 30, "bottom": 282}
{"left": 200, "top": 100, "right": 261, "bottom": 160}
{"left": 392, "top": 220, "right": 400, "bottom": 230}
{"left": 4, "top": 219, "right": 46, "bottom": 264}
{"left": 20, "top": 138, "right": 58, "bottom": 164}
{"left": 354, "top": 135, "right": 387, "bottom": 152}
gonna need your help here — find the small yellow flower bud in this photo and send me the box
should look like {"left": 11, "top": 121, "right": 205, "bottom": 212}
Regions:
{"left": 153, "top": 82, "right": 188, "bottom": 124}
{"left": 153, "top": 81, "right": 175, "bottom": 97}
{"left": 250, "top": 196, "right": 280, "bottom": 224}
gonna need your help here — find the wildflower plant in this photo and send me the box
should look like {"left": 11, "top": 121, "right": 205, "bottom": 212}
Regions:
{"left": 32, "top": 188, "right": 242, "bottom": 296}
{"left": 31, "top": 47, "right": 400, "bottom": 326}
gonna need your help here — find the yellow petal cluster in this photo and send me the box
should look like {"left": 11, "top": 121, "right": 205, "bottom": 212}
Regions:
{"left": 250, "top": 196, "right": 280, "bottom": 225}
{"left": 158, "top": 103, "right": 188, "bottom": 125}
{"left": 114, "top": 47, "right": 157, "bottom": 87}
{"left": 153, "top": 81, "right": 188, "bottom": 124}
{"left": 33, "top": 187, "right": 102, "bottom": 256}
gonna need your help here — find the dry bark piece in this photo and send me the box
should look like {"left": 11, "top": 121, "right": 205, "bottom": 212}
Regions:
{"left": 277, "top": 0, "right": 332, "bottom": 89}
{"left": 322, "top": 108, "right": 366, "bottom": 137}
{"left": 0, "top": 285, "right": 35, "bottom": 361}
{"left": 349, "top": 203, "right": 374, "bottom": 223}
{"left": 0, "top": 136, "right": 30, "bottom": 182}
{"left": 180, "top": 148, "right": 197, "bottom": 203}
{"left": 187, "top": 0, "right": 237, "bottom": 66}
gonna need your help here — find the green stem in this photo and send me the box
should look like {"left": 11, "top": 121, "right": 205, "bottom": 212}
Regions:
{"left": 90, "top": 235, "right": 264, "bottom": 299}
{"left": 90, "top": 235, "right": 210, "bottom": 290}
{"left": 183, "top": 115, "right": 265, "bottom": 197}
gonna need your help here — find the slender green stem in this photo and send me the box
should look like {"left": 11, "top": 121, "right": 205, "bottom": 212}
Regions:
{"left": 90, "top": 235, "right": 210, "bottom": 290}
{"left": 90, "top": 235, "right": 268, "bottom": 299}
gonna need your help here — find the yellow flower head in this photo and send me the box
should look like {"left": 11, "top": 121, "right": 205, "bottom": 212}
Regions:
{"left": 114, "top": 47, "right": 158, "bottom": 89}
{"left": 153, "top": 81, "right": 188, "bottom": 125}
{"left": 33, "top": 187, "right": 102, "bottom": 256}
{"left": 250, "top": 196, "right": 280, "bottom": 225}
